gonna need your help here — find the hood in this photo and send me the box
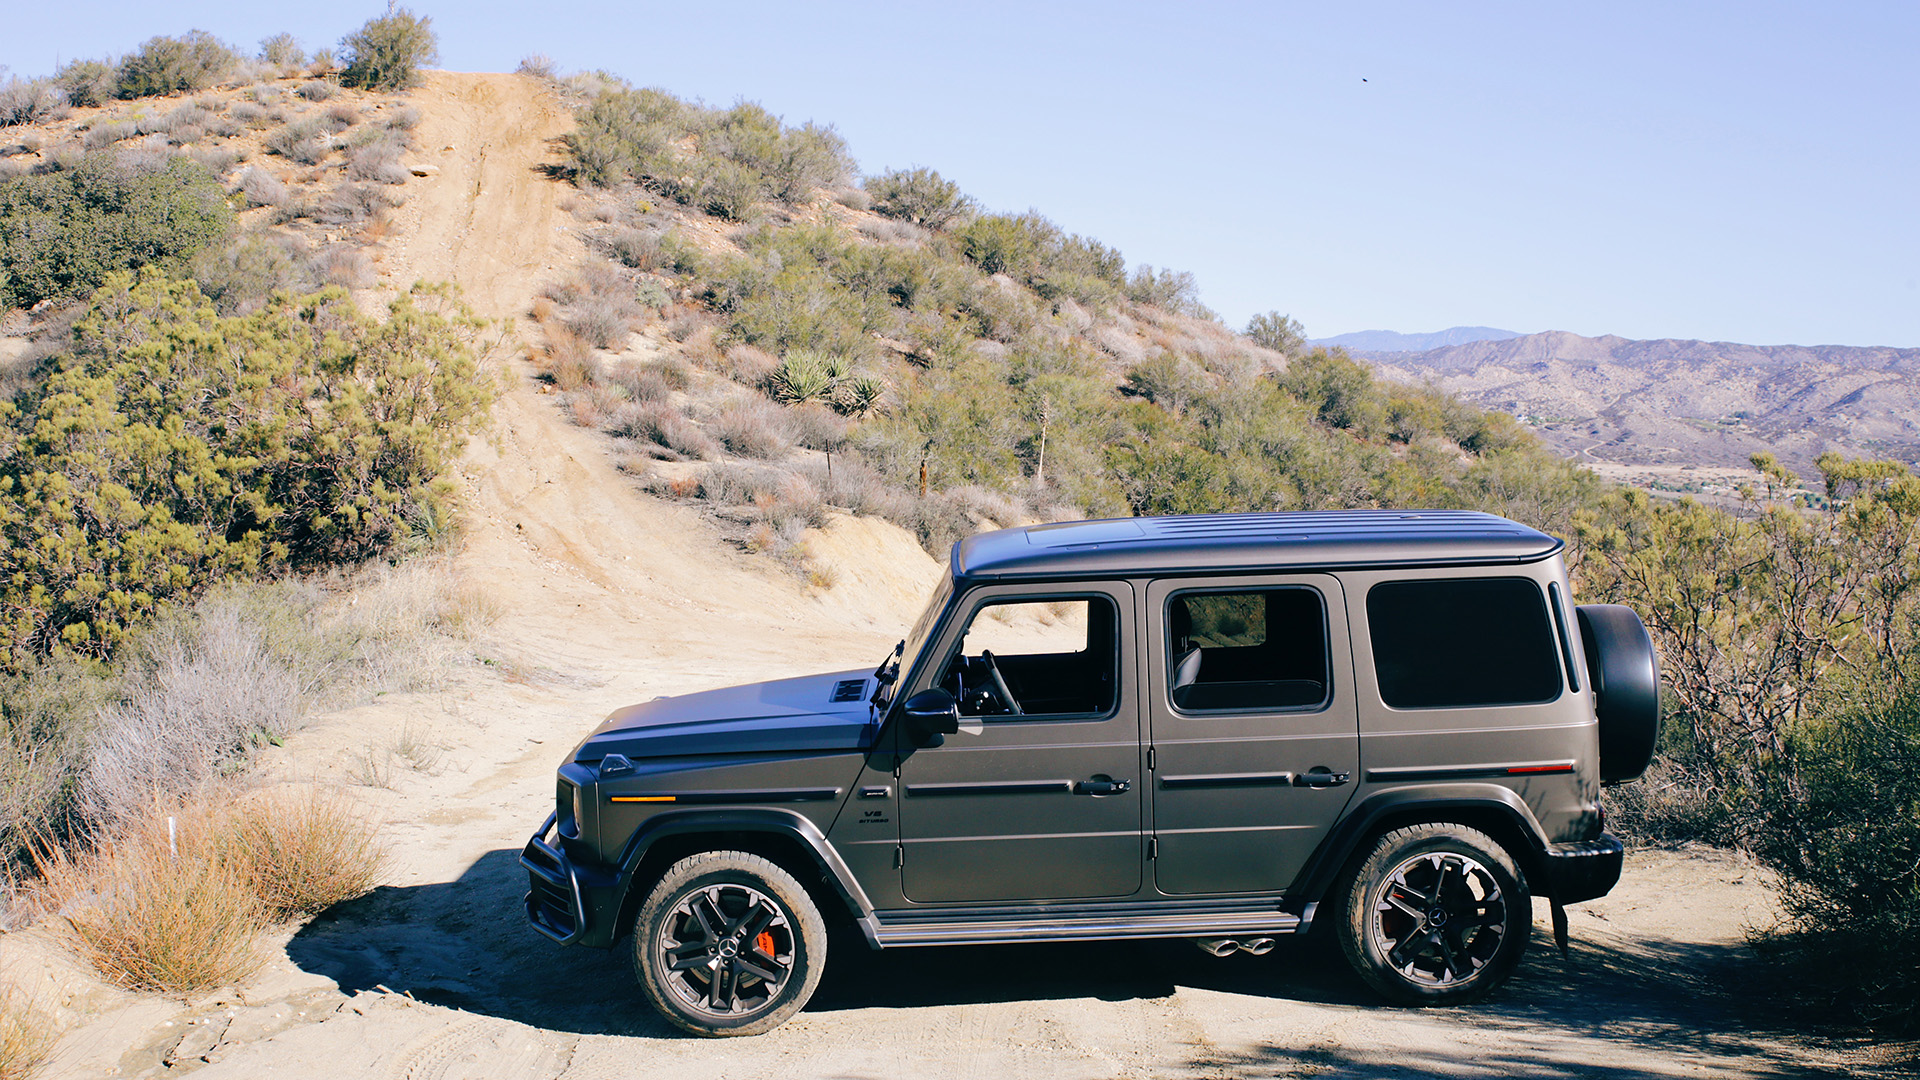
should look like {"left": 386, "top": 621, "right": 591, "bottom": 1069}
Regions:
{"left": 572, "top": 668, "right": 879, "bottom": 762}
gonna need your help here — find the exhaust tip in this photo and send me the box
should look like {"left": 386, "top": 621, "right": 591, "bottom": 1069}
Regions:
{"left": 1195, "top": 938, "right": 1240, "bottom": 957}
{"left": 1241, "top": 937, "right": 1277, "bottom": 956}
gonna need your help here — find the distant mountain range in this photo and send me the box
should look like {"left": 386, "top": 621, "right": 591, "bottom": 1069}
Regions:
{"left": 1350, "top": 331, "right": 1920, "bottom": 480}
{"left": 1311, "top": 326, "right": 1524, "bottom": 353}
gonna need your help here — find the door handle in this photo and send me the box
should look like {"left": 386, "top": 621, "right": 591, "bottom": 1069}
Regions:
{"left": 1074, "top": 778, "right": 1132, "bottom": 796}
{"left": 1294, "top": 769, "right": 1351, "bottom": 788}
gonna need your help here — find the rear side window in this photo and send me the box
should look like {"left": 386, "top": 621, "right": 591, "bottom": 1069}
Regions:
{"left": 1167, "top": 587, "right": 1328, "bottom": 712}
{"left": 1367, "top": 578, "right": 1562, "bottom": 708}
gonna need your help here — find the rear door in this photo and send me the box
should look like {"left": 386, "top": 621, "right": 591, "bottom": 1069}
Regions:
{"left": 896, "top": 581, "right": 1143, "bottom": 903}
{"left": 1146, "top": 574, "right": 1359, "bottom": 895}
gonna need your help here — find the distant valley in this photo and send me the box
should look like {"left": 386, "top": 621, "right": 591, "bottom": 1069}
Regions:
{"left": 1343, "top": 330, "right": 1920, "bottom": 490}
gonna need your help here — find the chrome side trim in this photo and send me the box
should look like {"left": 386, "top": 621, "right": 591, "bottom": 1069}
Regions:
{"left": 869, "top": 904, "right": 1301, "bottom": 947}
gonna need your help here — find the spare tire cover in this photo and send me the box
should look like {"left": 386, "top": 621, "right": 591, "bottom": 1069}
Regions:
{"left": 1575, "top": 604, "right": 1661, "bottom": 783}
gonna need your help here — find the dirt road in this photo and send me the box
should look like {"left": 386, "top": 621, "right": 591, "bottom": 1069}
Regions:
{"left": 24, "top": 73, "right": 1899, "bottom": 1079}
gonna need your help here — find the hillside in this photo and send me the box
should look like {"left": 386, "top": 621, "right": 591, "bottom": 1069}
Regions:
{"left": 1358, "top": 330, "right": 1920, "bottom": 487}
{"left": 1311, "top": 326, "right": 1523, "bottom": 352}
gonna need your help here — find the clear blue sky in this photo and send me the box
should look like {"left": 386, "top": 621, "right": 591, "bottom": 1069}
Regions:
{"left": 7, "top": 2, "right": 1916, "bottom": 347}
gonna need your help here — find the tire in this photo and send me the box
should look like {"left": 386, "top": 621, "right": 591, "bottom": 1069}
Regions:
{"left": 1576, "top": 604, "right": 1662, "bottom": 783}
{"left": 632, "top": 850, "right": 827, "bottom": 1037}
{"left": 1335, "top": 824, "right": 1530, "bottom": 1005}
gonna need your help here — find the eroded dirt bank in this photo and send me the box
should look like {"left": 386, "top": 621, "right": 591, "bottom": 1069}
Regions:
{"left": 19, "top": 72, "right": 1901, "bottom": 1079}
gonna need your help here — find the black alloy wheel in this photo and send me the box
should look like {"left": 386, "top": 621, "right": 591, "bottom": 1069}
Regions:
{"left": 633, "top": 851, "right": 826, "bottom": 1036}
{"left": 1337, "top": 824, "right": 1530, "bottom": 1004}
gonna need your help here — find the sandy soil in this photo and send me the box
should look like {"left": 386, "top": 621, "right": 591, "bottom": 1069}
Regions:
{"left": 14, "top": 73, "right": 1907, "bottom": 1079}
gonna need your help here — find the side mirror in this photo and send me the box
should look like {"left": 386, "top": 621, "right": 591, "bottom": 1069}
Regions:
{"left": 900, "top": 688, "right": 960, "bottom": 747}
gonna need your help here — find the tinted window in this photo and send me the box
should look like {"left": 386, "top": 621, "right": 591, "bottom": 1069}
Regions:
{"left": 1367, "top": 578, "right": 1562, "bottom": 708}
{"left": 1167, "top": 588, "right": 1328, "bottom": 712}
{"left": 943, "top": 597, "right": 1117, "bottom": 718}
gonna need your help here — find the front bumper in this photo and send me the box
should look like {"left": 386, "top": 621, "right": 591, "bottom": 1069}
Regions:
{"left": 1539, "top": 832, "right": 1625, "bottom": 904}
{"left": 521, "top": 813, "right": 622, "bottom": 947}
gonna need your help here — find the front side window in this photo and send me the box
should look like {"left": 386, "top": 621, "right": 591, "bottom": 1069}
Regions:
{"left": 941, "top": 596, "right": 1117, "bottom": 718}
{"left": 1166, "top": 587, "right": 1329, "bottom": 712}
{"left": 1367, "top": 578, "right": 1562, "bottom": 709}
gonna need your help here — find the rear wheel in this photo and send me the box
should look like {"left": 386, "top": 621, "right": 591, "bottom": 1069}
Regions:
{"left": 632, "top": 851, "right": 826, "bottom": 1036}
{"left": 1336, "top": 824, "right": 1529, "bottom": 1004}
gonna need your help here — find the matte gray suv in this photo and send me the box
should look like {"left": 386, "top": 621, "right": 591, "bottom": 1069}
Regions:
{"left": 523, "top": 510, "right": 1659, "bottom": 1035}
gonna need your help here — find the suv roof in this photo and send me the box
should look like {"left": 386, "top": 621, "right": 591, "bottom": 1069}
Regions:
{"left": 952, "top": 510, "right": 1564, "bottom": 582}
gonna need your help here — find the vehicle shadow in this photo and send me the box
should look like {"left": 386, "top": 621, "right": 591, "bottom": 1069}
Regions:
{"left": 286, "top": 846, "right": 1864, "bottom": 1074}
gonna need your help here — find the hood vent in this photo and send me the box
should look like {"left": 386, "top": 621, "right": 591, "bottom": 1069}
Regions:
{"left": 830, "top": 678, "right": 868, "bottom": 703}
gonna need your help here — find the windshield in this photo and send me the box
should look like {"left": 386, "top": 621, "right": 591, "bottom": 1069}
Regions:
{"left": 876, "top": 574, "right": 953, "bottom": 708}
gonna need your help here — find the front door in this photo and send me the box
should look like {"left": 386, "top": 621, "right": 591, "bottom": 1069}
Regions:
{"left": 897, "top": 581, "right": 1142, "bottom": 903}
{"left": 1146, "top": 574, "right": 1359, "bottom": 895}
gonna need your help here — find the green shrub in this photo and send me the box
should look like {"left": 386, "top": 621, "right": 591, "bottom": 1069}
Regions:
{"left": 1757, "top": 679, "right": 1920, "bottom": 1030}
{"left": 54, "top": 59, "right": 116, "bottom": 109}
{"left": 258, "top": 33, "right": 306, "bottom": 72}
{"left": 866, "top": 167, "right": 973, "bottom": 230}
{"left": 1245, "top": 310, "right": 1305, "bottom": 356}
{"left": 1127, "top": 265, "right": 1212, "bottom": 318}
{"left": 0, "top": 274, "right": 494, "bottom": 662}
{"left": 0, "top": 152, "right": 232, "bottom": 309}
{"left": 339, "top": 8, "right": 438, "bottom": 91}
{"left": 115, "top": 31, "right": 236, "bottom": 99}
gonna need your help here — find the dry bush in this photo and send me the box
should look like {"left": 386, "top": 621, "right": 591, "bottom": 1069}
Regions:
{"left": 295, "top": 81, "right": 336, "bottom": 102}
{"left": 720, "top": 343, "right": 779, "bottom": 384}
{"left": 564, "top": 295, "right": 641, "bottom": 350}
{"left": 605, "top": 227, "right": 664, "bottom": 270}
{"left": 264, "top": 118, "right": 329, "bottom": 165}
{"left": 82, "top": 120, "right": 138, "bottom": 150}
{"left": 312, "top": 245, "right": 374, "bottom": 287}
{"left": 346, "top": 140, "right": 408, "bottom": 184}
{"left": 607, "top": 359, "right": 688, "bottom": 403}
{"left": 697, "top": 462, "right": 782, "bottom": 505}
{"left": 516, "top": 54, "right": 559, "bottom": 80}
{"left": 313, "top": 182, "right": 396, "bottom": 225}
{"left": 663, "top": 307, "right": 711, "bottom": 343}
{"left": 238, "top": 166, "right": 288, "bottom": 208}
{"left": 38, "top": 805, "right": 266, "bottom": 994}
{"left": 794, "top": 456, "right": 890, "bottom": 515}
{"left": 230, "top": 101, "right": 269, "bottom": 128}
{"left": 710, "top": 397, "right": 790, "bottom": 459}
{"left": 783, "top": 402, "right": 849, "bottom": 451}
{"left": 325, "top": 103, "right": 360, "bottom": 127}
{"left": 227, "top": 789, "right": 385, "bottom": 917}
{"left": 540, "top": 328, "right": 598, "bottom": 389}
{"left": 79, "top": 604, "right": 304, "bottom": 831}
{"left": 609, "top": 403, "right": 720, "bottom": 460}
{"left": 189, "top": 146, "right": 241, "bottom": 176}
{"left": 0, "top": 982, "right": 50, "bottom": 1080}
{"left": 388, "top": 105, "right": 420, "bottom": 130}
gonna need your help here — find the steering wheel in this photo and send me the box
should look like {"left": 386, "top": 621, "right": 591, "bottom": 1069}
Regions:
{"left": 979, "top": 650, "right": 1023, "bottom": 715}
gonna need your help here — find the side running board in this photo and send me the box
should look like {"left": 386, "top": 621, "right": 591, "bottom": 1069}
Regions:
{"left": 869, "top": 901, "right": 1301, "bottom": 948}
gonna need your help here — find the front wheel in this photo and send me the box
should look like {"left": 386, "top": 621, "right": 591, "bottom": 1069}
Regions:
{"left": 1336, "top": 824, "right": 1530, "bottom": 1004}
{"left": 632, "top": 851, "right": 827, "bottom": 1036}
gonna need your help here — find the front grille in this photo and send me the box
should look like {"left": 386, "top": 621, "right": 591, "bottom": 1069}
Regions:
{"left": 831, "top": 678, "right": 868, "bottom": 703}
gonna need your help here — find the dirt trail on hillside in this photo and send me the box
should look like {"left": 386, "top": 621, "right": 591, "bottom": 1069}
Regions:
{"left": 22, "top": 73, "right": 1903, "bottom": 1079}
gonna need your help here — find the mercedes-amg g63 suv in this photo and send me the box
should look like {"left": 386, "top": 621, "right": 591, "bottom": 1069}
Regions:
{"left": 523, "top": 510, "right": 1659, "bottom": 1035}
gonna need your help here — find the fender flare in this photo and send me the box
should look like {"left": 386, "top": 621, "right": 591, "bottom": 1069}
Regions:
{"left": 1287, "top": 784, "right": 1553, "bottom": 912}
{"left": 612, "top": 806, "right": 877, "bottom": 934}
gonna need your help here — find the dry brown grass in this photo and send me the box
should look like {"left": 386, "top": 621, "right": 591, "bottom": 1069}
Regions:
{"left": 32, "top": 787, "right": 384, "bottom": 995}
{"left": 0, "top": 982, "right": 50, "bottom": 1080}
{"left": 227, "top": 788, "right": 387, "bottom": 918}
{"left": 37, "top": 804, "right": 266, "bottom": 995}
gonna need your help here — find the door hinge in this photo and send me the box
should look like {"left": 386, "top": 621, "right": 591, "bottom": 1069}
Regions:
{"left": 1147, "top": 746, "right": 1157, "bottom": 770}
{"left": 892, "top": 846, "right": 904, "bottom": 869}
{"left": 1147, "top": 837, "right": 1158, "bottom": 860}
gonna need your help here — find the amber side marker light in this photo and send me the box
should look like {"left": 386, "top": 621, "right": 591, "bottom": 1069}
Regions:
{"left": 610, "top": 795, "right": 677, "bottom": 803}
